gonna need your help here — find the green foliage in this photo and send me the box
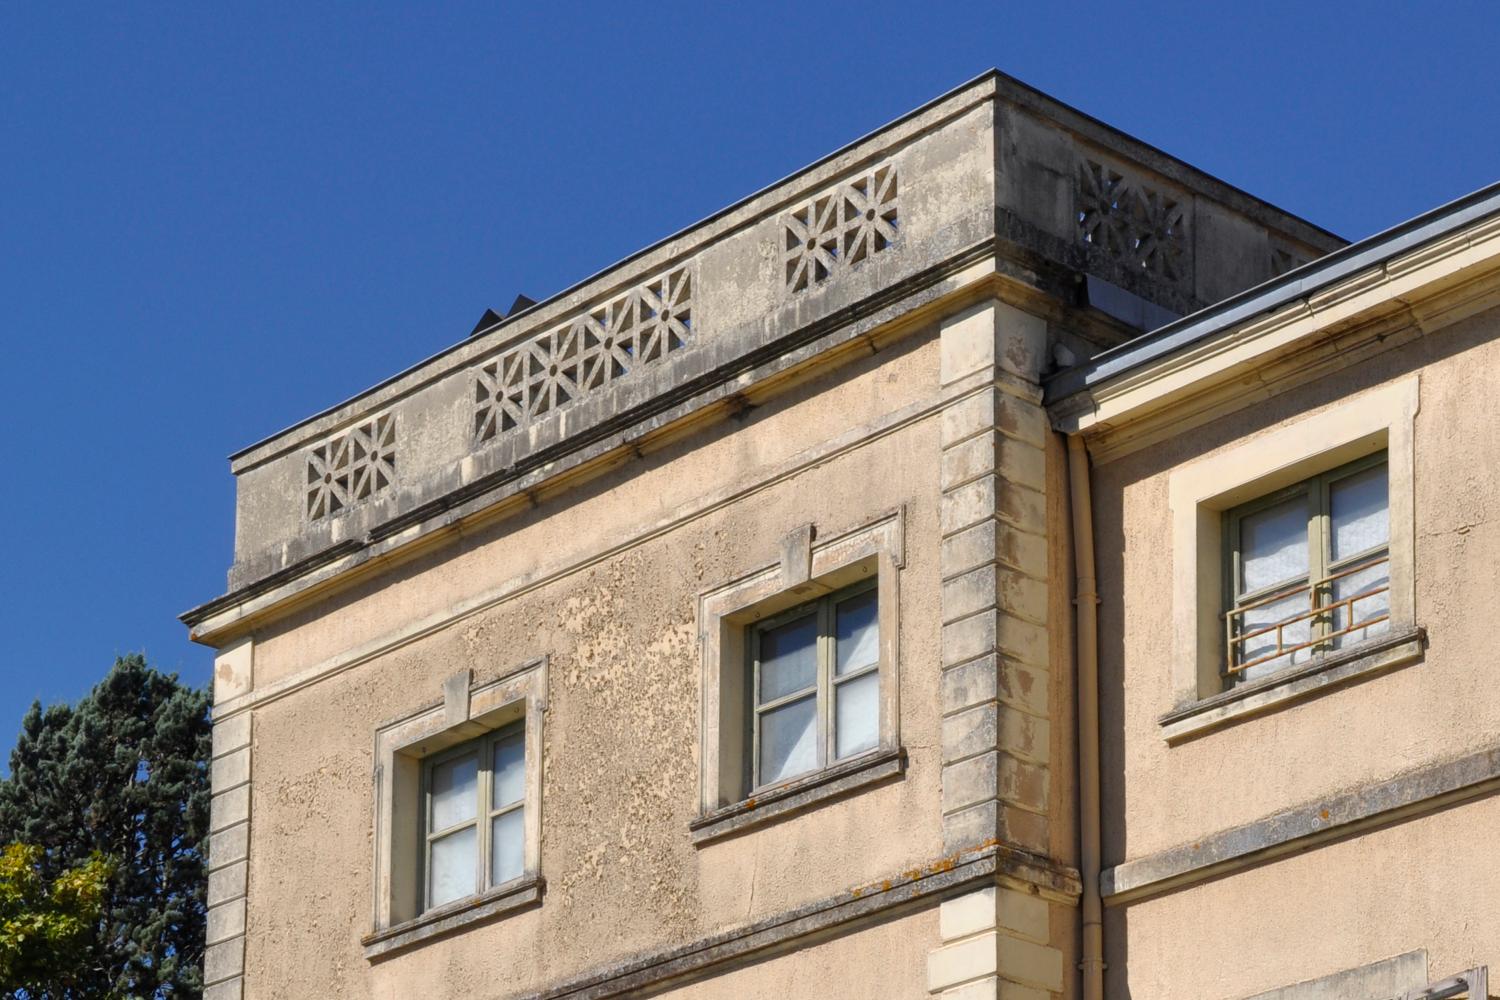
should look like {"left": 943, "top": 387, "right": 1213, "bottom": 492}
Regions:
{"left": 0, "top": 844, "right": 114, "bottom": 995}
{"left": 0, "top": 655, "right": 211, "bottom": 998}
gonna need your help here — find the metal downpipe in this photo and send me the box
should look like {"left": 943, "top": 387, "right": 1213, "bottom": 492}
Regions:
{"left": 1068, "top": 434, "right": 1106, "bottom": 1000}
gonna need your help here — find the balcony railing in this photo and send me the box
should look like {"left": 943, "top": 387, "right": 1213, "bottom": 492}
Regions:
{"left": 1225, "top": 553, "right": 1390, "bottom": 675}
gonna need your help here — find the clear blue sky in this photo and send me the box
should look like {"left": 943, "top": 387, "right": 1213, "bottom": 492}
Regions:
{"left": 2, "top": 3, "right": 1496, "bottom": 747}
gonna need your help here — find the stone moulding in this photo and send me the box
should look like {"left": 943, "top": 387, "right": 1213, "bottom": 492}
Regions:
{"left": 516, "top": 841, "right": 1079, "bottom": 1000}
{"left": 473, "top": 264, "right": 696, "bottom": 443}
{"left": 1101, "top": 740, "right": 1500, "bottom": 904}
{"left": 783, "top": 162, "right": 900, "bottom": 293}
{"left": 304, "top": 411, "right": 397, "bottom": 522}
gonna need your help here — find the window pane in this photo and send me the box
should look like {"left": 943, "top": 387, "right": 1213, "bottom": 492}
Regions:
{"left": 490, "top": 808, "right": 525, "bottom": 886}
{"left": 492, "top": 730, "right": 525, "bottom": 808}
{"left": 1331, "top": 558, "right": 1390, "bottom": 648}
{"left": 430, "top": 753, "right": 478, "bottom": 831}
{"left": 1330, "top": 465, "right": 1389, "bottom": 560}
{"left": 835, "top": 590, "right": 879, "bottom": 676}
{"left": 428, "top": 825, "right": 476, "bottom": 908}
{"left": 758, "top": 613, "right": 817, "bottom": 703}
{"left": 759, "top": 694, "right": 817, "bottom": 784}
{"left": 1236, "top": 589, "right": 1314, "bottom": 680}
{"left": 834, "top": 670, "right": 879, "bottom": 759}
{"left": 1240, "top": 494, "right": 1309, "bottom": 594}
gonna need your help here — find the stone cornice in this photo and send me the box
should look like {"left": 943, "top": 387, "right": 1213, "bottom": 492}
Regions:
{"left": 186, "top": 72, "right": 1341, "bottom": 641}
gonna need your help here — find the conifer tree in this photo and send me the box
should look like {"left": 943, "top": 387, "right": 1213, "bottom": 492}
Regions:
{"left": 0, "top": 655, "right": 211, "bottom": 998}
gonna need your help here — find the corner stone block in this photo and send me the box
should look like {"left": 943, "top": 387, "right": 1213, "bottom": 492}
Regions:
{"left": 938, "top": 301, "right": 1049, "bottom": 387}
{"left": 211, "top": 713, "right": 251, "bottom": 760}
{"left": 941, "top": 703, "right": 1056, "bottom": 773}
{"left": 938, "top": 978, "right": 1002, "bottom": 1000}
{"left": 206, "top": 896, "right": 247, "bottom": 946}
{"left": 210, "top": 785, "right": 250, "bottom": 834}
{"left": 210, "top": 747, "right": 251, "bottom": 794}
{"left": 204, "top": 977, "right": 243, "bottom": 1000}
{"left": 942, "top": 656, "right": 999, "bottom": 714}
{"left": 942, "top": 565, "right": 999, "bottom": 625}
{"left": 995, "top": 888, "right": 1050, "bottom": 945}
{"left": 926, "top": 933, "right": 1064, "bottom": 995}
{"left": 996, "top": 660, "right": 1050, "bottom": 718}
{"left": 940, "top": 887, "right": 999, "bottom": 941}
{"left": 941, "top": 751, "right": 1000, "bottom": 815}
{"left": 941, "top": 476, "right": 1001, "bottom": 537}
{"left": 212, "top": 638, "right": 253, "bottom": 705}
{"left": 206, "top": 860, "right": 247, "bottom": 908}
{"left": 940, "top": 388, "right": 1048, "bottom": 451}
{"left": 203, "top": 937, "right": 245, "bottom": 986}
{"left": 208, "top": 822, "right": 249, "bottom": 872}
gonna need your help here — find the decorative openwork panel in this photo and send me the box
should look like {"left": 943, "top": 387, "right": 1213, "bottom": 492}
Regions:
{"left": 305, "top": 412, "right": 397, "bottom": 521}
{"left": 473, "top": 266, "right": 693, "bottom": 443}
{"left": 783, "top": 164, "right": 899, "bottom": 293}
{"left": 1077, "top": 158, "right": 1189, "bottom": 286}
{"left": 1270, "top": 243, "right": 1312, "bottom": 277}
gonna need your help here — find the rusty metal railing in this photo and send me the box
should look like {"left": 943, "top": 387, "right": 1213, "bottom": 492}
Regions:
{"left": 1226, "top": 553, "right": 1390, "bottom": 675}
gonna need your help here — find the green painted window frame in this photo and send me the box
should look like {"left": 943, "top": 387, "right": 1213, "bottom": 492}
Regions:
{"left": 748, "top": 578, "right": 880, "bottom": 791}
{"left": 419, "top": 721, "right": 525, "bottom": 913}
{"left": 1222, "top": 451, "right": 1390, "bottom": 679}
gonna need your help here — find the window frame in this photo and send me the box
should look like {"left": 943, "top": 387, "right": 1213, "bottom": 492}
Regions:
{"left": 747, "top": 578, "right": 880, "bottom": 792}
{"left": 1222, "top": 452, "right": 1390, "bottom": 679}
{"left": 418, "top": 721, "right": 527, "bottom": 913}
{"left": 1161, "top": 376, "right": 1421, "bottom": 742}
{"left": 695, "top": 511, "right": 905, "bottom": 839}
{"left": 366, "top": 660, "right": 546, "bottom": 959}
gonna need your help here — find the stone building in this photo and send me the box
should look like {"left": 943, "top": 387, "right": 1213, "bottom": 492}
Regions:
{"left": 183, "top": 71, "right": 1500, "bottom": 999}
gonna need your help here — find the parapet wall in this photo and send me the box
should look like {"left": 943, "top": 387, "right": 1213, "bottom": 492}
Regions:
{"left": 186, "top": 71, "right": 1341, "bottom": 634}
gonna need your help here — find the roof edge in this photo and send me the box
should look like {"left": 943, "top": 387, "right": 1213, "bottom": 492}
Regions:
{"left": 227, "top": 68, "right": 1342, "bottom": 467}
{"left": 1045, "top": 178, "right": 1500, "bottom": 403}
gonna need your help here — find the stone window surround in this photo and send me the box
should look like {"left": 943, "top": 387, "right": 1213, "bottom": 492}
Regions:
{"left": 364, "top": 659, "right": 546, "bottom": 960}
{"left": 1162, "top": 376, "right": 1420, "bottom": 742}
{"left": 694, "top": 509, "right": 904, "bottom": 843}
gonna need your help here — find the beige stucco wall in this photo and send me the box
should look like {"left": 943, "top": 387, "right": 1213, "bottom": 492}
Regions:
{"left": 238, "top": 331, "right": 952, "bottom": 996}
{"left": 1096, "top": 304, "right": 1500, "bottom": 860}
{"left": 1092, "top": 303, "right": 1500, "bottom": 991}
{"left": 1104, "top": 791, "right": 1500, "bottom": 999}
{"left": 658, "top": 907, "right": 938, "bottom": 1000}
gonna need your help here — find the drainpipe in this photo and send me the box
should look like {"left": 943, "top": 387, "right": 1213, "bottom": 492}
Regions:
{"left": 1068, "top": 434, "right": 1106, "bottom": 1000}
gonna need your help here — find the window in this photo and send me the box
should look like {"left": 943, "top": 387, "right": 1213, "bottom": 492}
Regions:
{"left": 751, "top": 581, "right": 880, "bottom": 789}
{"left": 1163, "top": 377, "right": 1419, "bottom": 739}
{"left": 422, "top": 724, "right": 526, "bottom": 912}
{"left": 695, "top": 512, "right": 905, "bottom": 839}
{"left": 367, "top": 662, "right": 545, "bottom": 959}
{"left": 1225, "top": 454, "right": 1390, "bottom": 681}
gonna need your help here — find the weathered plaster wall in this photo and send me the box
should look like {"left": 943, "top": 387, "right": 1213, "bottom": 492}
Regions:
{"left": 251, "top": 332, "right": 940, "bottom": 689}
{"left": 239, "top": 335, "right": 948, "bottom": 997}
{"left": 659, "top": 908, "right": 937, "bottom": 1000}
{"left": 1103, "top": 792, "right": 1500, "bottom": 999}
{"left": 1093, "top": 303, "right": 1500, "bottom": 861}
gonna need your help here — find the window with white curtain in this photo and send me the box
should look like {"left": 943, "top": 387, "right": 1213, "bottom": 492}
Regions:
{"left": 1225, "top": 454, "right": 1390, "bottom": 682}
{"left": 421, "top": 723, "right": 526, "bottom": 912}
{"left": 750, "top": 579, "right": 881, "bottom": 789}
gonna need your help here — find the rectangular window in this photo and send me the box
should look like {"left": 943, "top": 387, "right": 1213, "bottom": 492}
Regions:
{"left": 1225, "top": 454, "right": 1390, "bottom": 681}
{"left": 751, "top": 580, "right": 880, "bottom": 789}
{"left": 421, "top": 723, "right": 526, "bottom": 912}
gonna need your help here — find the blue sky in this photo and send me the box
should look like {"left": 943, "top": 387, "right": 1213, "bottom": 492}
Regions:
{"left": 2, "top": 3, "right": 1497, "bottom": 747}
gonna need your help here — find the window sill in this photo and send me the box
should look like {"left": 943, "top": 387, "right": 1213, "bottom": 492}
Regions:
{"left": 361, "top": 874, "right": 543, "bottom": 961}
{"left": 689, "top": 747, "right": 905, "bottom": 845}
{"left": 1159, "top": 627, "right": 1425, "bottom": 744}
